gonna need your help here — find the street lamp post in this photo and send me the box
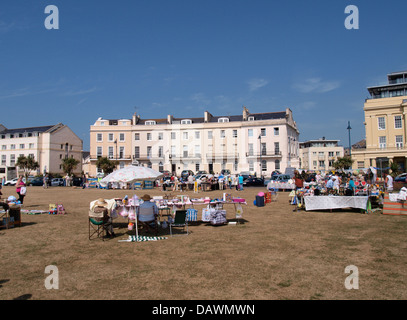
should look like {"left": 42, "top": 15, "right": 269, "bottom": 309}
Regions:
{"left": 347, "top": 121, "right": 352, "bottom": 157}
{"left": 258, "top": 134, "right": 262, "bottom": 178}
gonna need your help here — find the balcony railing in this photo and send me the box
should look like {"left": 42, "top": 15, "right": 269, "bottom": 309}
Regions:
{"left": 206, "top": 153, "right": 239, "bottom": 159}
{"left": 245, "top": 151, "right": 282, "bottom": 157}
{"left": 90, "top": 155, "right": 132, "bottom": 160}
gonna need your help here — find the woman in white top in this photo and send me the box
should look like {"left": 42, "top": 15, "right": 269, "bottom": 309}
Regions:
{"left": 385, "top": 173, "right": 394, "bottom": 192}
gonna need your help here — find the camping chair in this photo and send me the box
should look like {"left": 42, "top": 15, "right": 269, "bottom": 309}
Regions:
{"left": 169, "top": 210, "right": 188, "bottom": 236}
{"left": 139, "top": 217, "right": 159, "bottom": 236}
{"left": 88, "top": 207, "right": 112, "bottom": 241}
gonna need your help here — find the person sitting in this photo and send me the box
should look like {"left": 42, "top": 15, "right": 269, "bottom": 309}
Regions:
{"left": 137, "top": 194, "right": 159, "bottom": 233}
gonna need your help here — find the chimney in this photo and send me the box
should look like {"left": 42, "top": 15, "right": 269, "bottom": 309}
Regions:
{"left": 167, "top": 114, "right": 173, "bottom": 124}
{"left": 242, "top": 106, "right": 249, "bottom": 121}
{"left": 132, "top": 113, "right": 138, "bottom": 125}
{"left": 204, "top": 111, "right": 212, "bottom": 123}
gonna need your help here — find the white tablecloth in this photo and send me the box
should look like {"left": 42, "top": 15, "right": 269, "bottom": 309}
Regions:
{"left": 304, "top": 196, "right": 369, "bottom": 211}
{"left": 267, "top": 182, "right": 295, "bottom": 190}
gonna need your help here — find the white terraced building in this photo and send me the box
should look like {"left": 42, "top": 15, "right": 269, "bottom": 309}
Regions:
{"left": 88, "top": 106, "right": 300, "bottom": 178}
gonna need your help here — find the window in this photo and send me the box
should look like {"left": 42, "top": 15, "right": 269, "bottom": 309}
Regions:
{"left": 233, "top": 130, "right": 238, "bottom": 138}
{"left": 357, "top": 161, "right": 364, "bottom": 169}
{"left": 171, "top": 145, "right": 176, "bottom": 156}
{"left": 29, "top": 143, "right": 34, "bottom": 149}
{"left": 108, "top": 146, "right": 114, "bottom": 159}
{"left": 119, "top": 133, "right": 125, "bottom": 141}
{"left": 248, "top": 129, "right": 253, "bottom": 137}
{"left": 147, "top": 146, "right": 152, "bottom": 157}
{"left": 218, "top": 117, "right": 229, "bottom": 123}
{"left": 274, "top": 127, "right": 279, "bottom": 136}
{"left": 158, "top": 132, "right": 163, "bottom": 140}
{"left": 1, "top": 145, "right": 6, "bottom": 150}
{"left": 208, "top": 131, "right": 213, "bottom": 139}
{"left": 319, "top": 160, "right": 325, "bottom": 167}
{"left": 261, "top": 143, "right": 267, "bottom": 155}
{"left": 248, "top": 116, "right": 255, "bottom": 121}
{"left": 97, "top": 133, "right": 103, "bottom": 142}
{"left": 336, "top": 151, "right": 340, "bottom": 156}
{"left": 97, "top": 147, "right": 102, "bottom": 157}
{"left": 395, "top": 115, "right": 403, "bottom": 129}
{"left": 195, "top": 163, "right": 200, "bottom": 172}
{"left": 134, "top": 146, "right": 140, "bottom": 158}
{"left": 171, "top": 132, "right": 176, "bottom": 140}
{"left": 234, "top": 159, "right": 238, "bottom": 172}
{"left": 261, "top": 160, "right": 267, "bottom": 172}
{"left": 10, "top": 144, "right": 15, "bottom": 150}
{"left": 119, "top": 146, "right": 124, "bottom": 159}
{"left": 183, "top": 145, "right": 188, "bottom": 157}
{"left": 313, "top": 161, "right": 317, "bottom": 166}
{"left": 10, "top": 154, "right": 15, "bottom": 166}
{"left": 100, "top": 121, "right": 105, "bottom": 126}
{"left": 158, "top": 146, "right": 164, "bottom": 157}
{"left": 108, "top": 133, "right": 114, "bottom": 141}
{"left": 183, "top": 132, "right": 188, "bottom": 140}
{"left": 1, "top": 155, "right": 6, "bottom": 165}
{"left": 249, "top": 160, "right": 254, "bottom": 171}
{"left": 147, "top": 133, "right": 152, "bottom": 141}
{"left": 378, "top": 117, "right": 386, "bottom": 130}
{"left": 220, "top": 130, "right": 225, "bottom": 138}
{"left": 19, "top": 144, "right": 24, "bottom": 149}
{"left": 120, "top": 161, "right": 125, "bottom": 169}
{"left": 195, "top": 131, "right": 200, "bottom": 139}
{"left": 328, "top": 151, "right": 334, "bottom": 157}
{"left": 275, "top": 160, "right": 280, "bottom": 170}
{"left": 195, "top": 145, "right": 200, "bottom": 157}
{"left": 274, "top": 142, "right": 280, "bottom": 154}
{"left": 396, "top": 135, "right": 403, "bottom": 149}
{"left": 135, "top": 133, "right": 140, "bottom": 140}
{"left": 248, "top": 143, "right": 254, "bottom": 156}
{"left": 379, "top": 136, "right": 386, "bottom": 149}
{"left": 159, "top": 162, "right": 164, "bottom": 172}
{"left": 181, "top": 119, "right": 192, "bottom": 125}
{"left": 145, "top": 121, "right": 156, "bottom": 125}
{"left": 261, "top": 128, "right": 266, "bottom": 137}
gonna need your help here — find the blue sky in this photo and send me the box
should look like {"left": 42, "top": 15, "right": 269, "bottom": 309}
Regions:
{"left": 1, "top": 0, "right": 407, "bottom": 150}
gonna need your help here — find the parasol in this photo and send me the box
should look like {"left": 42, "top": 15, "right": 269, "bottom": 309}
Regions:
{"left": 99, "top": 165, "right": 163, "bottom": 187}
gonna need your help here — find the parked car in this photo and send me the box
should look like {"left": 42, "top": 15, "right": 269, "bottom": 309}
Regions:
{"left": 221, "top": 169, "right": 231, "bottom": 175}
{"left": 243, "top": 177, "right": 265, "bottom": 187}
{"left": 72, "top": 177, "right": 83, "bottom": 187}
{"left": 3, "top": 177, "right": 19, "bottom": 186}
{"left": 29, "top": 177, "right": 44, "bottom": 186}
{"left": 395, "top": 173, "right": 407, "bottom": 182}
{"left": 264, "top": 174, "right": 291, "bottom": 186}
{"left": 160, "top": 170, "right": 171, "bottom": 177}
{"left": 181, "top": 170, "right": 194, "bottom": 180}
{"left": 51, "top": 178, "right": 64, "bottom": 186}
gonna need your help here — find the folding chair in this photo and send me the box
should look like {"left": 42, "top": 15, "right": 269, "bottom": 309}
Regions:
{"left": 169, "top": 210, "right": 188, "bottom": 236}
{"left": 88, "top": 207, "right": 112, "bottom": 241}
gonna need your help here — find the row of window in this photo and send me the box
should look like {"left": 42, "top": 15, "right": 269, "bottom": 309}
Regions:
{"left": 0, "top": 132, "right": 39, "bottom": 139}
{"left": 1, "top": 154, "right": 35, "bottom": 166}
{"left": 1, "top": 143, "right": 35, "bottom": 150}
{"left": 96, "top": 127, "right": 281, "bottom": 143}
{"left": 377, "top": 115, "right": 403, "bottom": 130}
{"left": 378, "top": 135, "right": 404, "bottom": 149}
{"left": 311, "top": 151, "right": 342, "bottom": 156}
{"left": 96, "top": 142, "right": 284, "bottom": 158}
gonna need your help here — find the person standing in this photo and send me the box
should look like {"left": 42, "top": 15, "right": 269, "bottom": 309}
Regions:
{"left": 385, "top": 172, "right": 394, "bottom": 193}
{"left": 16, "top": 176, "right": 26, "bottom": 204}
{"left": 238, "top": 174, "right": 244, "bottom": 191}
{"left": 43, "top": 173, "right": 49, "bottom": 189}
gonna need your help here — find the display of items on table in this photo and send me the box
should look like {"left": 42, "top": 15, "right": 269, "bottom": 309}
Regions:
{"left": 383, "top": 187, "right": 407, "bottom": 216}
{"left": 267, "top": 179, "right": 295, "bottom": 191}
{"left": 1, "top": 196, "right": 22, "bottom": 228}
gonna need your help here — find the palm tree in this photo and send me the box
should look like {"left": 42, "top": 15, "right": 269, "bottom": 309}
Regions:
{"left": 61, "top": 157, "right": 80, "bottom": 177}
{"left": 16, "top": 155, "right": 39, "bottom": 183}
{"left": 389, "top": 161, "right": 401, "bottom": 177}
{"left": 333, "top": 156, "right": 354, "bottom": 171}
{"left": 96, "top": 157, "right": 117, "bottom": 175}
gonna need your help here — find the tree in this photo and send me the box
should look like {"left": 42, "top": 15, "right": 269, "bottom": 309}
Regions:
{"left": 390, "top": 161, "right": 401, "bottom": 177}
{"left": 96, "top": 157, "right": 117, "bottom": 175}
{"left": 61, "top": 157, "right": 80, "bottom": 176}
{"left": 16, "top": 155, "right": 39, "bottom": 182}
{"left": 332, "top": 156, "right": 354, "bottom": 171}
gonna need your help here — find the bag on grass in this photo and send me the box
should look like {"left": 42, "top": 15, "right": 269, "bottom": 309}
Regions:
{"left": 20, "top": 186, "right": 27, "bottom": 195}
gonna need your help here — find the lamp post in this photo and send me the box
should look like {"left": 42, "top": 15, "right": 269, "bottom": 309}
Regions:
{"left": 347, "top": 121, "right": 352, "bottom": 157}
{"left": 258, "top": 134, "right": 262, "bottom": 178}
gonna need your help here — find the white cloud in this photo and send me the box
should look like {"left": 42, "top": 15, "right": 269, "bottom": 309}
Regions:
{"left": 247, "top": 78, "right": 269, "bottom": 92}
{"left": 293, "top": 77, "right": 340, "bottom": 93}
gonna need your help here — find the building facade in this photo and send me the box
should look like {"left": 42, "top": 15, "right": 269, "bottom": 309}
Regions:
{"left": 0, "top": 123, "right": 83, "bottom": 179}
{"left": 299, "top": 138, "right": 344, "bottom": 172}
{"left": 352, "top": 71, "right": 407, "bottom": 172}
{"left": 88, "top": 107, "right": 300, "bottom": 177}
